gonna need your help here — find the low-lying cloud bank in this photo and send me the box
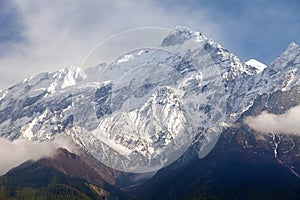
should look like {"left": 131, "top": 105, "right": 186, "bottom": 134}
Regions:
{"left": 244, "top": 105, "right": 300, "bottom": 135}
{"left": 0, "top": 136, "right": 77, "bottom": 175}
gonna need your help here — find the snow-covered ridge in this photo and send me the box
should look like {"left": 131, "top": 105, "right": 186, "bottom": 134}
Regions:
{"left": 0, "top": 65, "right": 103, "bottom": 140}
{"left": 0, "top": 28, "right": 299, "bottom": 173}
{"left": 227, "top": 41, "right": 300, "bottom": 122}
{"left": 264, "top": 42, "right": 300, "bottom": 92}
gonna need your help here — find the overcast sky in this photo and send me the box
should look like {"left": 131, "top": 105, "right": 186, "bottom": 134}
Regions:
{"left": 0, "top": 0, "right": 299, "bottom": 90}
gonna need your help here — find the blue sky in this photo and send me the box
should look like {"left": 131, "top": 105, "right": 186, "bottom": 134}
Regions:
{"left": 161, "top": 0, "right": 300, "bottom": 63}
{"left": 0, "top": 0, "right": 299, "bottom": 89}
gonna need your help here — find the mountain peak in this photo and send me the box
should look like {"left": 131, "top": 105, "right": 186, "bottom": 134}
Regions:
{"left": 245, "top": 59, "right": 267, "bottom": 73}
{"left": 174, "top": 26, "right": 191, "bottom": 33}
{"left": 271, "top": 41, "right": 300, "bottom": 67}
{"left": 161, "top": 26, "right": 206, "bottom": 47}
{"left": 280, "top": 41, "right": 300, "bottom": 57}
{"left": 288, "top": 41, "right": 299, "bottom": 48}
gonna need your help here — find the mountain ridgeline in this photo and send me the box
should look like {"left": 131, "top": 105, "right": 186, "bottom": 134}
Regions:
{"left": 0, "top": 27, "right": 300, "bottom": 199}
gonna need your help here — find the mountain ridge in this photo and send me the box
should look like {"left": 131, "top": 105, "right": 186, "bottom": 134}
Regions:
{"left": 0, "top": 27, "right": 299, "bottom": 174}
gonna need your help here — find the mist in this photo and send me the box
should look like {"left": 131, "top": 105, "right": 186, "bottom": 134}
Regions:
{"left": 244, "top": 105, "right": 300, "bottom": 135}
{"left": 0, "top": 136, "right": 77, "bottom": 175}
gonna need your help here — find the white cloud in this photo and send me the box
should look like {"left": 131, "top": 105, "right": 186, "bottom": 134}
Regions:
{"left": 0, "top": 136, "right": 77, "bottom": 175}
{"left": 244, "top": 105, "right": 300, "bottom": 135}
{"left": 0, "top": 0, "right": 221, "bottom": 89}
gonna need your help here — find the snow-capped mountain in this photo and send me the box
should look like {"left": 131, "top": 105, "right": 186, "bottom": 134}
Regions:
{"left": 227, "top": 42, "right": 300, "bottom": 121}
{"left": 245, "top": 59, "right": 267, "bottom": 73}
{"left": 0, "top": 27, "right": 299, "bottom": 173}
